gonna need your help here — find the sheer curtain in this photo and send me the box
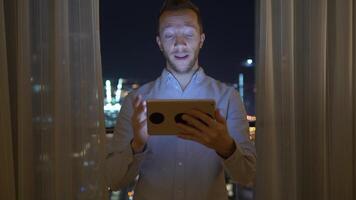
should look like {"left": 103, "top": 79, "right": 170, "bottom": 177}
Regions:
{"left": 0, "top": 0, "right": 106, "bottom": 199}
{"left": 256, "top": 0, "right": 355, "bottom": 200}
{"left": 0, "top": 0, "right": 16, "bottom": 199}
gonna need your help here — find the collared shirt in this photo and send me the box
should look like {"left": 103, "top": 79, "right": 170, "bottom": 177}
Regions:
{"left": 106, "top": 68, "right": 256, "bottom": 200}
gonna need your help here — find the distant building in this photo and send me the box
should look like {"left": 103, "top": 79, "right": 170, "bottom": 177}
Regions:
{"left": 104, "top": 78, "right": 142, "bottom": 128}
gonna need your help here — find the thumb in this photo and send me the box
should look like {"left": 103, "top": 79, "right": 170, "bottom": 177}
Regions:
{"left": 215, "top": 109, "right": 226, "bottom": 124}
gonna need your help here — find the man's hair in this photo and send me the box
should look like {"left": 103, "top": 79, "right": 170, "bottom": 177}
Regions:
{"left": 157, "top": 0, "right": 203, "bottom": 34}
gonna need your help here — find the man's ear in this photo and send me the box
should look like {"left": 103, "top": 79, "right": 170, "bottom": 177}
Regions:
{"left": 156, "top": 36, "right": 163, "bottom": 51}
{"left": 200, "top": 33, "right": 206, "bottom": 49}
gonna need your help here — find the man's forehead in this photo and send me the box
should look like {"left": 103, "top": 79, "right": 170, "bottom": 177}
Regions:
{"left": 159, "top": 9, "right": 199, "bottom": 28}
{"left": 161, "top": 22, "right": 197, "bottom": 30}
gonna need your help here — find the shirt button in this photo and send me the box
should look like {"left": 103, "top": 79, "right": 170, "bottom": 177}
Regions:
{"left": 178, "top": 162, "right": 183, "bottom": 166}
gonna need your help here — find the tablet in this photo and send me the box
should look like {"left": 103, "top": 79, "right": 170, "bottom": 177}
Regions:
{"left": 146, "top": 99, "right": 216, "bottom": 135}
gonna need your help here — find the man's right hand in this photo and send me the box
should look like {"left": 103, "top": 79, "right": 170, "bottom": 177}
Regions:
{"left": 131, "top": 95, "right": 149, "bottom": 153}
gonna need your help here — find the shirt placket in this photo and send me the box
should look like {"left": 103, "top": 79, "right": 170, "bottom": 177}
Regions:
{"left": 174, "top": 138, "right": 186, "bottom": 200}
{"left": 167, "top": 73, "right": 199, "bottom": 98}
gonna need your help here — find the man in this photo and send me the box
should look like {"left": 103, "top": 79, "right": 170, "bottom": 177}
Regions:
{"left": 105, "top": 0, "right": 256, "bottom": 199}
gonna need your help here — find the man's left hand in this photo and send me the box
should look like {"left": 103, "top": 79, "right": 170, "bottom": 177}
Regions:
{"left": 176, "top": 109, "right": 236, "bottom": 159}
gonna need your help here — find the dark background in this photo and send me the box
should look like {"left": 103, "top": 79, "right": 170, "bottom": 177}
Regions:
{"left": 99, "top": 0, "right": 255, "bottom": 84}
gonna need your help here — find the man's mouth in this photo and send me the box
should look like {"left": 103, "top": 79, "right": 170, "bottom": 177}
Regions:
{"left": 174, "top": 55, "right": 189, "bottom": 60}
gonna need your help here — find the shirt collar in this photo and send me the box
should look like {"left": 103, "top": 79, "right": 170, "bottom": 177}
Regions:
{"left": 161, "top": 67, "right": 206, "bottom": 84}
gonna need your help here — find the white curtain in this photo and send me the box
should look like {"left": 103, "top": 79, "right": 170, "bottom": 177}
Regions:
{"left": 256, "top": 0, "right": 356, "bottom": 199}
{"left": 0, "top": 0, "right": 106, "bottom": 199}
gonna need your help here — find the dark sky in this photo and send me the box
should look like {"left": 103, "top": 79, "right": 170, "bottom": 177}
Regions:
{"left": 99, "top": 0, "right": 255, "bottom": 84}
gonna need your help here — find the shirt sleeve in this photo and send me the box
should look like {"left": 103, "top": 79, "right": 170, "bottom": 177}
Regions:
{"left": 221, "top": 89, "right": 256, "bottom": 186}
{"left": 105, "top": 92, "right": 148, "bottom": 190}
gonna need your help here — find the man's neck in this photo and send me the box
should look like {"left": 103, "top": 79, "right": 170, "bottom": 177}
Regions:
{"left": 166, "top": 66, "right": 200, "bottom": 90}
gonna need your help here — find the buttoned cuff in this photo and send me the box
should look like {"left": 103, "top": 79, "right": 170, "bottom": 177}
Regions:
{"left": 222, "top": 140, "right": 244, "bottom": 166}
{"left": 126, "top": 142, "right": 148, "bottom": 163}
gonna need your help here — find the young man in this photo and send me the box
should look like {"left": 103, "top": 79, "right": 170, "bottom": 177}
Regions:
{"left": 106, "top": 0, "right": 256, "bottom": 199}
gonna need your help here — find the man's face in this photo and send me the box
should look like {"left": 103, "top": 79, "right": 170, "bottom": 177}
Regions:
{"left": 157, "top": 9, "right": 205, "bottom": 74}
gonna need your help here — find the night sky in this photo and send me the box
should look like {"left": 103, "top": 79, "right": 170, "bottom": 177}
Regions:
{"left": 99, "top": 0, "right": 255, "bottom": 84}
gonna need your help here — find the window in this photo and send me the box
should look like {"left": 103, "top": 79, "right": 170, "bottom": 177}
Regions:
{"left": 100, "top": 1, "right": 256, "bottom": 199}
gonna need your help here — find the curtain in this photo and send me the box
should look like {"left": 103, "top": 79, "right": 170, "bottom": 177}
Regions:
{"left": 0, "top": 0, "right": 106, "bottom": 199}
{"left": 0, "top": 0, "right": 16, "bottom": 199}
{"left": 256, "top": 0, "right": 356, "bottom": 199}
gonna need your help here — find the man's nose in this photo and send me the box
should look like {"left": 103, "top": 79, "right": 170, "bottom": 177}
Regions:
{"left": 174, "top": 35, "right": 187, "bottom": 46}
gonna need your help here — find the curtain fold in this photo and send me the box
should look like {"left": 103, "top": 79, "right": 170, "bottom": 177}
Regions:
{"left": 0, "top": 0, "right": 16, "bottom": 199}
{"left": 1, "top": 0, "right": 106, "bottom": 199}
{"left": 256, "top": 0, "right": 356, "bottom": 199}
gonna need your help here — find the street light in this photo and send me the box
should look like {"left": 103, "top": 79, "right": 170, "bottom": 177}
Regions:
{"left": 243, "top": 58, "right": 254, "bottom": 67}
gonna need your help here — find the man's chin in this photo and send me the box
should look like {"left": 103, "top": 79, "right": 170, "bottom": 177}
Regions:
{"left": 166, "top": 57, "right": 198, "bottom": 74}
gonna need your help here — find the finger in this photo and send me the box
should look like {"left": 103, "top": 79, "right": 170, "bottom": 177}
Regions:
{"left": 138, "top": 119, "right": 148, "bottom": 130}
{"left": 133, "top": 102, "right": 147, "bottom": 123}
{"left": 137, "top": 100, "right": 146, "bottom": 113}
{"left": 142, "top": 100, "right": 147, "bottom": 112}
{"left": 182, "top": 114, "right": 210, "bottom": 132}
{"left": 215, "top": 109, "right": 226, "bottom": 124}
{"left": 176, "top": 123, "right": 202, "bottom": 136}
{"left": 176, "top": 124, "right": 211, "bottom": 146}
{"left": 177, "top": 133, "right": 204, "bottom": 144}
{"left": 133, "top": 117, "right": 146, "bottom": 127}
{"left": 132, "top": 109, "right": 146, "bottom": 128}
{"left": 176, "top": 126, "right": 205, "bottom": 142}
{"left": 187, "top": 109, "right": 215, "bottom": 127}
{"left": 177, "top": 120, "right": 211, "bottom": 144}
{"left": 132, "top": 95, "right": 142, "bottom": 108}
{"left": 137, "top": 110, "right": 147, "bottom": 123}
{"left": 139, "top": 118, "right": 147, "bottom": 126}
{"left": 133, "top": 96, "right": 145, "bottom": 115}
{"left": 133, "top": 119, "right": 148, "bottom": 137}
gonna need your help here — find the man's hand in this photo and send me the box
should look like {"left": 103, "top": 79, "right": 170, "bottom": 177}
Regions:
{"left": 131, "top": 95, "right": 149, "bottom": 153}
{"left": 176, "top": 109, "right": 236, "bottom": 159}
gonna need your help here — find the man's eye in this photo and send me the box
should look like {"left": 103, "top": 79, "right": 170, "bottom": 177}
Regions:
{"left": 164, "top": 34, "right": 174, "bottom": 39}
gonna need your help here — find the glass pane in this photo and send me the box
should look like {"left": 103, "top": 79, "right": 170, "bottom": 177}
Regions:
{"left": 100, "top": 1, "right": 256, "bottom": 199}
